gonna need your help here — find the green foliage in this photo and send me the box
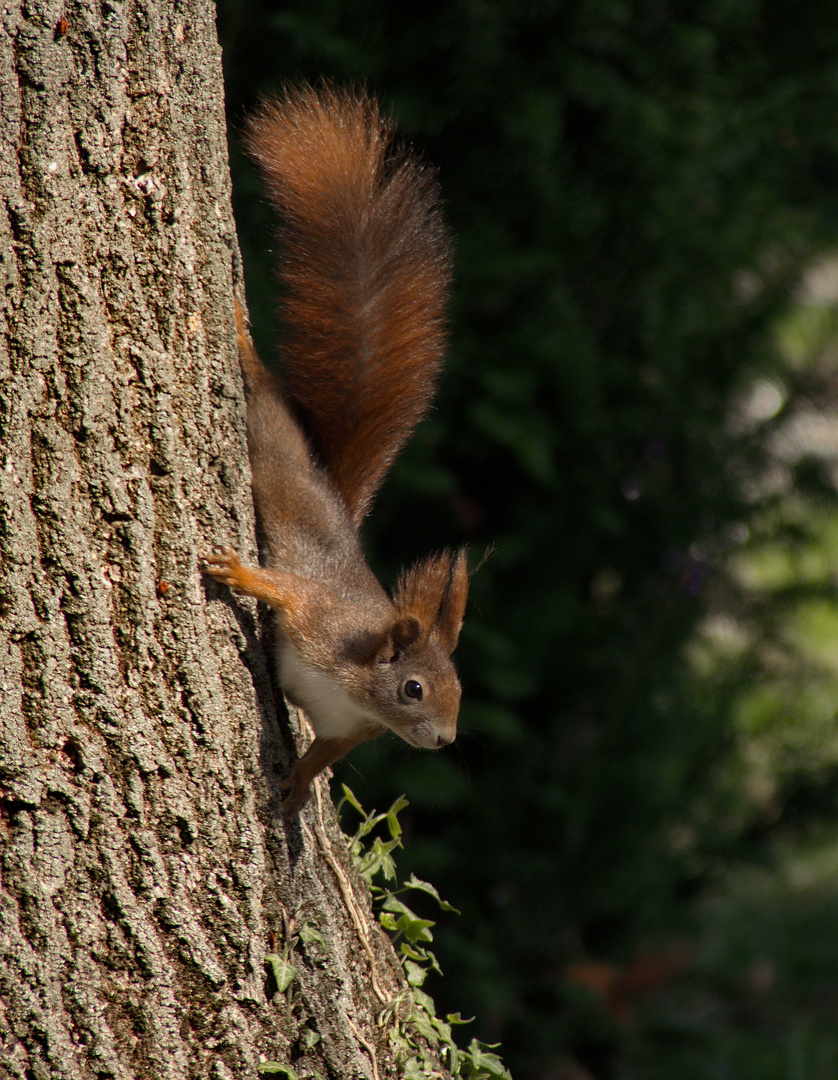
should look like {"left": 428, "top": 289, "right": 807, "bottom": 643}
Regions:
{"left": 256, "top": 1065, "right": 298, "bottom": 1079}
{"left": 218, "top": 1, "right": 838, "bottom": 1076}
{"left": 340, "top": 787, "right": 512, "bottom": 1080}
{"left": 264, "top": 954, "right": 299, "bottom": 994}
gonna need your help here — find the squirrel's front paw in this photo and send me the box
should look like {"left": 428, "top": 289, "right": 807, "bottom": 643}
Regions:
{"left": 279, "top": 767, "right": 313, "bottom": 818}
{"left": 201, "top": 547, "right": 245, "bottom": 589}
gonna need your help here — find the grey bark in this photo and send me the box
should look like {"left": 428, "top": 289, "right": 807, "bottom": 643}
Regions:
{"left": 0, "top": 3, "right": 423, "bottom": 1078}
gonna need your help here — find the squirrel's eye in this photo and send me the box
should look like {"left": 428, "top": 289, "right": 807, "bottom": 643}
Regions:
{"left": 403, "top": 679, "right": 423, "bottom": 701}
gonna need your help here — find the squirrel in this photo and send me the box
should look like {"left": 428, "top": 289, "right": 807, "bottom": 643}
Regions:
{"left": 203, "top": 85, "right": 468, "bottom": 817}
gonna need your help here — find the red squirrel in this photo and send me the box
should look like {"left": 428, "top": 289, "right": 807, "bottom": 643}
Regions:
{"left": 203, "top": 85, "right": 468, "bottom": 816}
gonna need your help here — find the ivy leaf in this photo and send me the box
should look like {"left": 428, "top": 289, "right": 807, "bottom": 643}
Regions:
{"left": 403, "top": 873, "right": 460, "bottom": 913}
{"left": 302, "top": 1026, "right": 321, "bottom": 1049}
{"left": 387, "top": 1026, "right": 413, "bottom": 1056}
{"left": 403, "top": 1057, "right": 440, "bottom": 1080}
{"left": 338, "top": 784, "right": 364, "bottom": 816}
{"left": 385, "top": 795, "right": 409, "bottom": 837}
{"left": 358, "top": 836, "right": 403, "bottom": 884}
{"left": 265, "top": 953, "right": 299, "bottom": 993}
{"left": 401, "top": 941, "right": 443, "bottom": 976}
{"left": 463, "top": 1039, "right": 514, "bottom": 1079}
{"left": 256, "top": 1064, "right": 299, "bottom": 1079}
{"left": 410, "top": 1010, "right": 440, "bottom": 1044}
{"left": 380, "top": 897, "right": 435, "bottom": 943}
{"left": 298, "top": 919, "right": 326, "bottom": 949}
{"left": 403, "top": 959, "right": 428, "bottom": 987}
{"left": 411, "top": 987, "right": 437, "bottom": 1016}
{"left": 432, "top": 1015, "right": 453, "bottom": 1044}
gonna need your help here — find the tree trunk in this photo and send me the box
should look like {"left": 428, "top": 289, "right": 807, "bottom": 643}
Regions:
{"left": 0, "top": 3, "right": 421, "bottom": 1078}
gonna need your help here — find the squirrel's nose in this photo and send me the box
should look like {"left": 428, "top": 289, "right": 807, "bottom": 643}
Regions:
{"left": 436, "top": 729, "right": 456, "bottom": 747}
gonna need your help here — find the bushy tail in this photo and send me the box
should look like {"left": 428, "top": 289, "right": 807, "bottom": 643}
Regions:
{"left": 245, "top": 84, "right": 451, "bottom": 526}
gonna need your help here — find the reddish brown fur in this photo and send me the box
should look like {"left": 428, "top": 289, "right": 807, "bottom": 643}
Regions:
{"left": 205, "top": 88, "right": 469, "bottom": 815}
{"left": 393, "top": 550, "right": 468, "bottom": 652}
{"left": 435, "top": 549, "right": 469, "bottom": 653}
{"left": 245, "top": 84, "right": 451, "bottom": 526}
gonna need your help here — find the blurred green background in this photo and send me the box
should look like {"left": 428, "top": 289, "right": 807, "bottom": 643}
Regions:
{"left": 217, "top": 2, "right": 838, "bottom": 1076}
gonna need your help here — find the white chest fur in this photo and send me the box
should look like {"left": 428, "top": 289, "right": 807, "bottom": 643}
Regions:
{"left": 276, "top": 639, "right": 380, "bottom": 740}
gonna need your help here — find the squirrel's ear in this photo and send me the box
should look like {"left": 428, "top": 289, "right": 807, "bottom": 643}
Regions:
{"left": 392, "top": 552, "right": 452, "bottom": 636}
{"left": 391, "top": 615, "right": 422, "bottom": 652}
{"left": 391, "top": 548, "right": 470, "bottom": 656}
{"left": 356, "top": 615, "right": 422, "bottom": 665}
{"left": 435, "top": 548, "right": 469, "bottom": 654}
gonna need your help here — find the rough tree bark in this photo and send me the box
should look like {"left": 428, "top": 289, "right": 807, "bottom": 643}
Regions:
{"left": 0, "top": 3, "right": 433, "bottom": 1078}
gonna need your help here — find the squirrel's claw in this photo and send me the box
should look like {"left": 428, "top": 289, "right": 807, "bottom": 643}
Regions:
{"left": 279, "top": 765, "right": 312, "bottom": 818}
{"left": 201, "top": 547, "right": 244, "bottom": 588}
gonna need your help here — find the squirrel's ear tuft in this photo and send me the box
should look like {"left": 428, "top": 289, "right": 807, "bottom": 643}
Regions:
{"left": 392, "top": 552, "right": 450, "bottom": 644}
{"left": 435, "top": 547, "right": 469, "bottom": 653}
{"left": 391, "top": 548, "right": 469, "bottom": 655}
